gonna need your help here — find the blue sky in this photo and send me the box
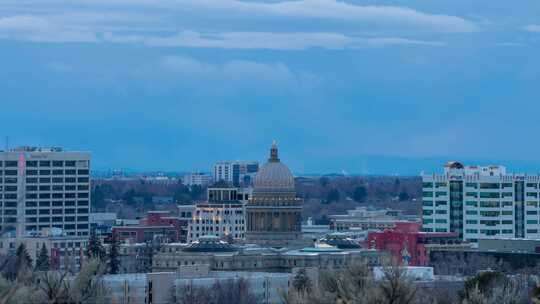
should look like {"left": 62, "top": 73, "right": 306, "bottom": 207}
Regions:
{"left": 1, "top": 0, "right": 540, "bottom": 175}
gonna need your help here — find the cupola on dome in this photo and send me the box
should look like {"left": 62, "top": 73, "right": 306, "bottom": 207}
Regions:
{"left": 253, "top": 141, "right": 295, "bottom": 191}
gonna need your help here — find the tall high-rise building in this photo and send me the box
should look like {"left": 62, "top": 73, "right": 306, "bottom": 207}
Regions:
{"left": 0, "top": 146, "right": 91, "bottom": 237}
{"left": 245, "top": 141, "right": 303, "bottom": 246}
{"left": 422, "top": 162, "right": 540, "bottom": 242}
{"left": 213, "top": 161, "right": 259, "bottom": 187}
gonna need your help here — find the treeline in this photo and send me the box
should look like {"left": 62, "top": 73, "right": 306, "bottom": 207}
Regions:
{"left": 91, "top": 180, "right": 205, "bottom": 211}
{"left": 285, "top": 263, "right": 539, "bottom": 304}
{"left": 295, "top": 176, "right": 421, "bottom": 204}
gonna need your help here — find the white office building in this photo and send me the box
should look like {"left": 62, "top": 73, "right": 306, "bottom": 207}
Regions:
{"left": 186, "top": 187, "right": 250, "bottom": 242}
{"left": 182, "top": 172, "right": 212, "bottom": 187}
{"left": 213, "top": 161, "right": 259, "bottom": 187}
{"left": 0, "top": 146, "right": 91, "bottom": 237}
{"left": 422, "top": 162, "right": 540, "bottom": 242}
{"left": 187, "top": 202, "right": 246, "bottom": 243}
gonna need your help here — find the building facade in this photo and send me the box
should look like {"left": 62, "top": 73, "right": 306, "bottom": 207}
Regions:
{"left": 365, "top": 222, "right": 463, "bottom": 266}
{"left": 213, "top": 161, "right": 259, "bottom": 187}
{"left": 183, "top": 172, "right": 212, "bottom": 187}
{"left": 187, "top": 186, "right": 250, "bottom": 242}
{"left": 422, "top": 162, "right": 540, "bottom": 242}
{"left": 329, "top": 207, "right": 411, "bottom": 232}
{"left": 0, "top": 146, "right": 90, "bottom": 237}
{"left": 113, "top": 211, "right": 188, "bottom": 243}
{"left": 187, "top": 202, "right": 246, "bottom": 242}
{"left": 245, "top": 142, "right": 303, "bottom": 247}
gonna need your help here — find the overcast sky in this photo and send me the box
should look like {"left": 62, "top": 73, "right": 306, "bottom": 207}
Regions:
{"left": 1, "top": 1, "right": 540, "bottom": 174}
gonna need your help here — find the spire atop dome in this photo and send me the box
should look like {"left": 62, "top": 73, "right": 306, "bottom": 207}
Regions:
{"left": 269, "top": 140, "right": 279, "bottom": 162}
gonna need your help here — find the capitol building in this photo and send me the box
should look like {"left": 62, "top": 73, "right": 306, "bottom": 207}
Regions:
{"left": 246, "top": 141, "right": 304, "bottom": 247}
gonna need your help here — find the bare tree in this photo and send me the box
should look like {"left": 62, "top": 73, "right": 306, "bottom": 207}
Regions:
{"left": 174, "top": 278, "right": 257, "bottom": 304}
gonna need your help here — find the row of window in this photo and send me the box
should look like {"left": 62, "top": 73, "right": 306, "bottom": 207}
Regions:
{"left": 464, "top": 219, "right": 514, "bottom": 225}
{"left": 465, "top": 229, "right": 513, "bottom": 235}
{"left": 26, "top": 216, "right": 88, "bottom": 222}
{"left": 0, "top": 161, "right": 17, "bottom": 167}
{"left": 25, "top": 192, "right": 88, "bottom": 199}
{"left": 422, "top": 228, "right": 448, "bottom": 232}
{"left": 422, "top": 218, "right": 447, "bottom": 224}
{"left": 423, "top": 182, "right": 517, "bottom": 189}
{"left": 0, "top": 208, "right": 88, "bottom": 216}
{"left": 25, "top": 208, "right": 89, "bottom": 215}
{"left": 25, "top": 224, "right": 88, "bottom": 230}
{"left": 25, "top": 160, "right": 85, "bottom": 167}
{"left": 25, "top": 169, "right": 89, "bottom": 176}
{"left": 24, "top": 201, "right": 88, "bottom": 207}
{"left": 25, "top": 177, "right": 89, "bottom": 183}
{"left": 25, "top": 185, "right": 89, "bottom": 191}
{"left": 190, "top": 225, "right": 244, "bottom": 231}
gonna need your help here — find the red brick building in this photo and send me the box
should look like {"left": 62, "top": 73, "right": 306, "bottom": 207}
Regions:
{"left": 113, "top": 211, "right": 188, "bottom": 243}
{"left": 365, "top": 222, "right": 461, "bottom": 266}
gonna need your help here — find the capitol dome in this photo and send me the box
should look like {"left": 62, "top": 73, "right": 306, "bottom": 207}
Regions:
{"left": 253, "top": 141, "right": 295, "bottom": 192}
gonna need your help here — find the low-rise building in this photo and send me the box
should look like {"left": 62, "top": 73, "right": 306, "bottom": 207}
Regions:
{"left": 0, "top": 228, "right": 88, "bottom": 270}
{"left": 187, "top": 185, "right": 251, "bottom": 242}
{"left": 103, "top": 270, "right": 290, "bottom": 304}
{"left": 113, "top": 211, "right": 188, "bottom": 243}
{"left": 153, "top": 235, "right": 386, "bottom": 273}
{"left": 330, "top": 207, "right": 414, "bottom": 232}
{"left": 365, "top": 222, "right": 465, "bottom": 266}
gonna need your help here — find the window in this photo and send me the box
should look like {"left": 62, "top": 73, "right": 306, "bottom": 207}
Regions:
{"left": 527, "top": 192, "right": 539, "bottom": 198}
{"left": 527, "top": 220, "right": 538, "bottom": 224}
{"left": 39, "top": 178, "right": 51, "bottom": 183}
{"left": 466, "top": 201, "right": 478, "bottom": 207}
{"left": 5, "top": 161, "right": 17, "bottom": 167}
{"left": 26, "top": 170, "right": 38, "bottom": 176}
{"left": 527, "top": 229, "right": 538, "bottom": 234}
{"left": 466, "top": 229, "right": 478, "bottom": 233}
{"left": 423, "top": 201, "right": 433, "bottom": 207}
{"left": 528, "top": 183, "right": 539, "bottom": 189}
{"left": 423, "top": 192, "right": 433, "bottom": 198}
{"left": 466, "top": 183, "right": 478, "bottom": 189}
{"left": 480, "top": 192, "right": 500, "bottom": 199}
{"left": 502, "top": 211, "right": 513, "bottom": 216}
{"left": 39, "top": 161, "right": 51, "bottom": 167}
{"left": 480, "top": 211, "right": 500, "bottom": 217}
{"left": 65, "top": 169, "right": 76, "bottom": 175}
{"left": 466, "top": 220, "right": 478, "bottom": 224}
{"left": 435, "top": 201, "right": 447, "bottom": 206}
{"left": 435, "top": 228, "right": 447, "bottom": 232}
{"left": 26, "top": 161, "right": 37, "bottom": 167}
{"left": 65, "top": 161, "right": 76, "bottom": 167}
{"left": 435, "top": 182, "right": 447, "bottom": 188}
{"left": 480, "top": 201, "right": 500, "bottom": 208}
{"left": 502, "top": 220, "right": 513, "bottom": 225}
{"left": 52, "top": 161, "right": 63, "bottom": 167}
{"left": 480, "top": 183, "right": 500, "bottom": 189}
{"left": 466, "top": 210, "right": 478, "bottom": 215}
{"left": 435, "top": 219, "right": 447, "bottom": 224}
{"left": 466, "top": 192, "right": 478, "bottom": 198}
{"left": 528, "top": 201, "right": 538, "bottom": 207}
{"left": 435, "top": 210, "right": 447, "bottom": 214}
{"left": 52, "top": 169, "right": 63, "bottom": 175}
{"left": 435, "top": 191, "right": 447, "bottom": 197}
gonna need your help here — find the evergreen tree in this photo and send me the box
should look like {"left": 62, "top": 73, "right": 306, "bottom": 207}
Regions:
{"left": 108, "top": 235, "right": 120, "bottom": 274}
{"left": 15, "top": 243, "right": 33, "bottom": 272}
{"left": 35, "top": 243, "right": 50, "bottom": 271}
{"left": 352, "top": 186, "right": 367, "bottom": 203}
{"left": 86, "top": 230, "right": 105, "bottom": 260}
